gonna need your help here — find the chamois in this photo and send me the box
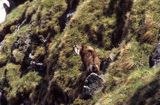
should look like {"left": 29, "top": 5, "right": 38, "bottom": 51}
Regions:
{"left": 73, "top": 44, "right": 101, "bottom": 74}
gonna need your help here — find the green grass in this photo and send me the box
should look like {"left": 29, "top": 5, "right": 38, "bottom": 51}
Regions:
{"left": 0, "top": 52, "right": 7, "bottom": 64}
{"left": 12, "top": 49, "right": 25, "bottom": 63}
{"left": 95, "top": 68, "right": 159, "bottom": 105}
{"left": 45, "top": 0, "right": 160, "bottom": 104}
{"left": 9, "top": 71, "right": 41, "bottom": 98}
{"left": 0, "top": 63, "right": 41, "bottom": 99}
{"left": 0, "top": 0, "right": 160, "bottom": 104}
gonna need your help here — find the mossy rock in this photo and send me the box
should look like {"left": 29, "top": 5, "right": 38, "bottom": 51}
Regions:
{"left": 12, "top": 49, "right": 25, "bottom": 63}
{"left": 0, "top": 52, "right": 8, "bottom": 66}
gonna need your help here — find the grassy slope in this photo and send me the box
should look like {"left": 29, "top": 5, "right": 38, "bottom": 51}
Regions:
{"left": 0, "top": 0, "right": 67, "bottom": 100}
{"left": 0, "top": 0, "right": 160, "bottom": 104}
{"left": 95, "top": 0, "right": 160, "bottom": 104}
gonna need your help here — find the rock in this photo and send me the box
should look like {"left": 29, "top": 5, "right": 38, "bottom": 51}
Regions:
{"left": 149, "top": 43, "right": 160, "bottom": 67}
{"left": 12, "top": 35, "right": 31, "bottom": 52}
{"left": 0, "top": 41, "right": 5, "bottom": 52}
{"left": 81, "top": 73, "right": 103, "bottom": 99}
{"left": 109, "top": 53, "right": 117, "bottom": 61}
{"left": 66, "top": 10, "right": 74, "bottom": 23}
{"left": 27, "top": 61, "right": 46, "bottom": 76}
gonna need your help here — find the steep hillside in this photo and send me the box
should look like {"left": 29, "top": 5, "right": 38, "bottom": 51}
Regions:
{"left": 0, "top": 0, "right": 160, "bottom": 105}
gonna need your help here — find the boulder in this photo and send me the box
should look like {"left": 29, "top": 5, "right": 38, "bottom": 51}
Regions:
{"left": 149, "top": 43, "right": 160, "bottom": 67}
{"left": 81, "top": 73, "right": 103, "bottom": 99}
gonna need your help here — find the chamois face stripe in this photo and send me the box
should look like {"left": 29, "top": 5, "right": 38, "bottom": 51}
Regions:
{"left": 74, "top": 48, "right": 80, "bottom": 55}
{"left": 73, "top": 45, "right": 81, "bottom": 55}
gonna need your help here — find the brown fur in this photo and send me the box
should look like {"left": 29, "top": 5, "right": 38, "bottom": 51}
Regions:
{"left": 79, "top": 45, "right": 101, "bottom": 74}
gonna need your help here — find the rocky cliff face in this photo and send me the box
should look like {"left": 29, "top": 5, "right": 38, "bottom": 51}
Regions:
{"left": 0, "top": 0, "right": 160, "bottom": 105}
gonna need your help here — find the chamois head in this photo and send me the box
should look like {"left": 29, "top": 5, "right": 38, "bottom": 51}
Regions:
{"left": 73, "top": 44, "right": 82, "bottom": 55}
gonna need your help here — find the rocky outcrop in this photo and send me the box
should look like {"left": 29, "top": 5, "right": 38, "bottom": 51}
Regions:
{"left": 149, "top": 42, "right": 160, "bottom": 67}
{"left": 81, "top": 73, "right": 103, "bottom": 99}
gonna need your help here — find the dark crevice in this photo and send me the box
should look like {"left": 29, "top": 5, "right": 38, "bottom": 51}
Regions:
{"left": 126, "top": 79, "right": 160, "bottom": 105}
{"left": 95, "top": 25, "right": 105, "bottom": 47}
{"left": 84, "top": 24, "right": 105, "bottom": 47}
{"left": 67, "top": 72, "right": 88, "bottom": 103}
{"left": 17, "top": 35, "right": 32, "bottom": 77}
{"left": 30, "top": 44, "right": 63, "bottom": 104}
{"left": 84, "top": 24, "right": 97, "bottom": 44}
{"left": 9, "top": 91, "right": 31, "bottom": 105}
{"left": 30, "top": 79, "right": 48, "bottom": 105}
{"left": 59, "top": 0, "right": 80, "bottom": 32}
{"left": 0, "top": 70, "right": 10, "bottom": 105}
{"left": 0, "top": 60, "right": 8, "bottom": 68}
{"left": 31, "top": 80, "right": 69, "bottom": 105}
{"left": 41, "top": 81, "right": 69, "bottom": 105}
{"left": 111, "top": 0, "right": 133, "bottom": 48}
{"left": 9, "top": 0, "right": 32, "bottom": 7}
{"left": 103, "top": 0, "right": 118, "bottom": 16}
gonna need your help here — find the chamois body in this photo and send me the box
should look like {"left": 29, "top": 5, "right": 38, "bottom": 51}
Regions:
{"left": 74, "top": 45, "right": 100, "bottom": 74}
